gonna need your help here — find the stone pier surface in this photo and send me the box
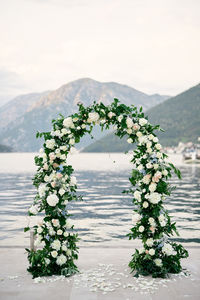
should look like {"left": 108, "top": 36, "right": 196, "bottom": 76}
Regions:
{"left": 0, "top": 247, "right": 199, "bottom": 300}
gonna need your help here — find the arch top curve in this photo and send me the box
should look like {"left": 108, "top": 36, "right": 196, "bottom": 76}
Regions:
{"left": 26, "top": 99, "right": 188, "bottom": 279}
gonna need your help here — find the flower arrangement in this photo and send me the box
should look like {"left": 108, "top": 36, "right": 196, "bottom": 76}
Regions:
{"left": 25, "top": 99, "right": 188, "bottom": 278}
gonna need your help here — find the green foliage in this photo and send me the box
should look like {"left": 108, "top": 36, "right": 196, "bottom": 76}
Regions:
{"left": 25, "top": 98, "right": 188, "bottom": 280}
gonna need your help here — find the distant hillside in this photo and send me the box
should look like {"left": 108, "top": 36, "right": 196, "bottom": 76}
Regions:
{"left": 0, "top": 144, "right": 13, "bottom": 152}
{"left": 83, "top": 83, "right": 200, "bottom": 152}
{"left": 147, "top": 83, "right": 200, "bottom": 146}
{"left": 0, "top": 91, "right": 49, "bottom": 131}
{"left": 0, "top": 78, "right": 168, "bottom": 152}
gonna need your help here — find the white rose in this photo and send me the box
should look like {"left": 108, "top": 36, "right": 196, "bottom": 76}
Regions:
{"left": 63, "top": 117, "right": 74, "bottom": 128}
{"left": 149, "top": 248, "right": 155, "bottom": 256}
{"left": 88, "top": 112, "right": 100, "bottom": 123}
{"left": 66, "top": 249, "right": 72, "bottom": 256}
{"left": 69, "top": 138, "right": 75, "bottom": 145}
{"left": 44, "top": 175, "right": 50, "bottom": 182}
{"left": 162, "top": 169, "right": 168, "bottom": 176}
{"left": 52, "top": 219, "right": 60, "bottom": 227}
{"left": 70, "top": 176, "right": 77, "bottom": 186}
{"left": 60, "top": 154, "right": 66, "bottom": 160}
{"left": 158, "top": 214, "right": 165, "bottom": 222}
{"left": 138, "top": 136, "right": 148, "bottom": 144}
{"left": 64, "top": 232, "right": 69, "bottom": 237}
{"left": 148, "top": 192, "right": 161, "bottom": 204}
{"left": 127, "top": 138, "right": 133, "bottom": 144}
{"left": 159, "top": 215, "right": 167, "bottom": 227}
{"left": 64, "top": 220, "right": 72, "bottom": 229}
{"left": 38, "top": 184, "right": 48, "bottom": 197}
{"left": 147, "top": 147, "right": 153, "bottom": 154}
{"left": 148, "top": 217, "right": 156, "bottom": 226}
{"left": 46, "top": 139, "right": 56, "bottom": 150}
{"left": 139, "top": 118, "right": 148, "bottom": 126}
{"left": 57, "top": 229, "right": 63, "bottom": 235}
{"left": 153, "top": 164, "right": 159, "bottom": 170}
{"left": 60, "top": 145, "right": 67, "bottom": 151}
{"left": 146, "top": 141, "right": 152, "bottom": 148}
{"left": 134, "top": 190, "right": 142, "bottom": 201}
{"left": 81, "top": 124, "right": 86, "bottom": 129}
{"left": 51, "top": 240, "right": 61, "bottom": 251}
{"left": 138, "top": 248, "right": 144, "bottom": 254}
{"left": 148, "top": 134, "right": 154, "bottom": 140}
{"left": 133, "top": 123, "right": 140, "bottom": 131}
{"left": 34, "top": 236, "right": 44, "bottom": 247}
{"left": 143, "top": 174, "right": 151, "bottom": 184}
{"left": 137, "top": 164, "right": 143, "bottom": 171}
{"left": 49, "top": 229, "right": 55, "bottom": 236}
{"left": 29, "top": 205, "right": 38, "bottom": 215}
{"left": 154, "top": 258, "right": 163, "bottom": 267}
{"left": 139, "top": 225, "right": 144, "bottom": 233}
{"left": 126, "top": 128, "right": 132, "bottom": 134}
{"left": 143, "top": 201, "right": 149, "bottom": 208}
{"left": 58, "top": 188, "right": 65, "bottom": 196}
{"left": 37, "top": 226, "right": 43, "bottom": 234}
{"left": 56, "top": 254, "right": 67, "bottom": 266}
{"left": 47, "top": 194, "right": 59, "bottom": 207}
{"left": 108, "top": 112, "right": 115, "bottom": 118}
{"left": 132, "top": 212, "right": 141, "bottom": 224}
{"left": 153, "top": 137, "right": 159, "bottom": 143}
{"left": 162, "top": 243, "right": 174, "bottom": 256}
{"left": 149, "top": 183, "right": 157, "bottom": 192}
{"left": 126, "top": 117, "right": 134, "bottom": 128}
{"left": 117, "top": 115, "right": 123, "bottom": 122}
{"left": 146, "top": 162, "right": 153, "bottom": 169}
{"left": 146, "top": 238, "right": 154, "bottom": 247}
{"left": 157, "top": 152, "right": 162, "bottom": 159}
{"left": 39, "top": 152, "right": 47, "bottom": 161}
{"left": 61, "top": 128, "right": 68, "bottom": 135}
{"left": 136, "top": 131, "right": 143, "bottom": 138}
{"left": 62, "top": 245, "right": 68, "bottom": 251}
{"left": 51, "top": 250, "right": 58, "bottom": 258}
{"left": 45, "top": 258, "right": 50, "bottom": 265}
{"left": 155, "top": 143, "right": 162, "bottom": 150}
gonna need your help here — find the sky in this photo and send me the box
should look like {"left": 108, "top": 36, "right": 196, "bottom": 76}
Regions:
{"left": 0, "top": 0, "right": 200, "bottom": 105}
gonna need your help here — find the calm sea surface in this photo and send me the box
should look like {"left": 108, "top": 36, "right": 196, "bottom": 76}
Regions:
{"left": 0, "top": 153, "right": 199, "bottom": 247}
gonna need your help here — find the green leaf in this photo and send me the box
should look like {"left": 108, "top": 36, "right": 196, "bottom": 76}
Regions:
{"left": 24, "top": 227, "right": 30, "bottom": 232}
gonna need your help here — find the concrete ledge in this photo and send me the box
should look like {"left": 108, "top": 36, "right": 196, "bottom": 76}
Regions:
{"left": 0, "top": 248, "right": 200, "bottom": 300}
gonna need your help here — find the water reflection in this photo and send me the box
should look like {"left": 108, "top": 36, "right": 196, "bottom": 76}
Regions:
{"left": 0, "top": 158, "right": 199, "bottom": 247}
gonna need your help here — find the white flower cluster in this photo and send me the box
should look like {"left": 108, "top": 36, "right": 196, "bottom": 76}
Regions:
{"left": 162, "top": 243, "right": 176, "bottom": 256}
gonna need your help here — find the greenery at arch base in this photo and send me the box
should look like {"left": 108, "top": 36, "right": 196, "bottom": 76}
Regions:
{"left": 25, "top": 99, "right": 188, "bottom": 279}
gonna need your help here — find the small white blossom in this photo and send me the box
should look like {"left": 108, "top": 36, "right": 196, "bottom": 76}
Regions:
{"left": 127, "top": 138, "right": 133, "bottom": 144}
{"left": 139, "top": 118, "right": 148, "bottom": 126}
{"left": 51, "top": 250, "right": 58, "bottom": 258}
{"left": 56, "top": 254, "right": 67, "bottom": 266}
{"left": 63, "top": 117, "right": 74, "bottom": 128}
{"left": 143, "top": 201, "right": 149, "bottom": 208}
{"left": 138, "top": 225, "right": 144, "bottom": 233}
{"left": 148, "top": 192, "right": 161, "bottom": 204}
{"left": 154, "top": 258, "right": 163, "bottom": 267}
{"left": 47, "top": 194, "right": 59, "bottom": 207}
{"left": 149, "top": 248, "right": 155, "bottom": 256}
{"left": 46, "top": 139, "right": 56, "bottom": 150}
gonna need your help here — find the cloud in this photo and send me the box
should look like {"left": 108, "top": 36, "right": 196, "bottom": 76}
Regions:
{"left": 0, "top": 0, "right": 200, "bottom": 99}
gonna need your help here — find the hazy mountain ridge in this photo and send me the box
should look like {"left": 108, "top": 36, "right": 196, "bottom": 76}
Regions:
{"left": 0, "top": 91, "right": 49, "bottom": 131}
{"left": 0, "top": 78, "right": 169, "bottom": 152}
{"left": 83, "top": 83, "right": 200, "bottom": 152}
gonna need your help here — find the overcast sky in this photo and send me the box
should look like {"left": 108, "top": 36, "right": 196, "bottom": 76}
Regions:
{"left": 0, "top": 0, "right": 200, "bottom": 104}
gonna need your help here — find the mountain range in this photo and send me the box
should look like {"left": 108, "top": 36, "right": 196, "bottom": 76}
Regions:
{"left": 83, "top": 83, "right": 200, "bottom": 152}
{"left": 0, "top": 78, "right": 169, "bottom": 152}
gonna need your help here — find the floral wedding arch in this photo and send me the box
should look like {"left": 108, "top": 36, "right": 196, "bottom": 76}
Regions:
{"left": 25, "top": 99, "right": 188, "bottom": 278}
